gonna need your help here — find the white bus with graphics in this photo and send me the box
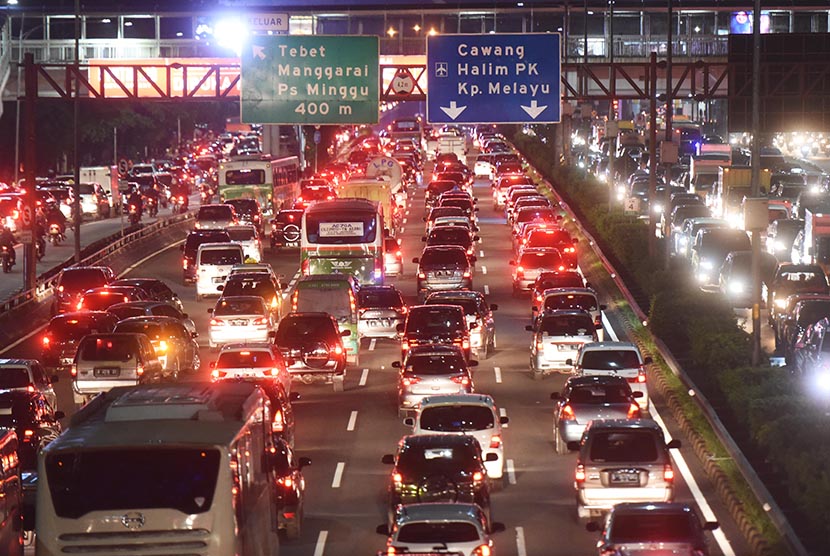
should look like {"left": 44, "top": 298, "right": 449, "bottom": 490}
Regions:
{"left": 219, "top": 154, "right": 300, "bottom": 215}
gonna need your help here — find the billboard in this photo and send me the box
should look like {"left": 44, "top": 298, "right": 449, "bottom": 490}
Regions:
{"left": 729, "top": 11, "right": 771, "bottom": 35}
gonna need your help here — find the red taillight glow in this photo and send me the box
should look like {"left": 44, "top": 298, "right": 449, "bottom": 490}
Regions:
{"left": 575, "top": 464, "right": 585, "bottom": 483}
{"left": 136, "top": 364, "right": 144, "bottom": 376}
{"left": 272, "top": 409, "right": 284, "bottom": 432}
{"left": 182, "top": 259, "right": 188, "bottom": 269}
{"left": 23, "top": 430, "right": 34, "bottom": 441}
{"left": 333, "top": 345, "right": 343, "bottom": 355}
{"left": 70, "top": 364, "right": 77, "bottom": 377}
{"left": 392, "top": 472, "right": 402, "bottom": 484}
{"left": 472, "top": 471, "right": 484, "bottom": 482}
{"left": 417, "top": 272, "right": 426, "bottom": 279}
{"left": 402, "top": 375, "right": 419, "bottom": 387}
{"left": 278, "top": 476, "right": 294, "bottom": 488}
{"left": 489, "top": 435, "right": 501, "bottom": 449}
{"left": 42, "top": 336, "right": 50, "bottom": 346}
{"left": 663, "top": 465, "right": 675, "bottom": 482}
{"left": 637, "top": 366, "right": 647, "bottom": 383}
{"left": 627, "top": 403, "right": 641, "bottom": 419}
{"left": 402, "top": 340, "right": 409, "bottom": 351}
{"left": 452, "top": 375, "right": 470, "bottom": 386}
{"left": 252, "top": 317, "right": 268, "bottom": 325}
{"left": 516, "top": 266, "right": 524, "bottom": 276}
{"left": 560, "top": 404, "right": 576, "bottom": 421}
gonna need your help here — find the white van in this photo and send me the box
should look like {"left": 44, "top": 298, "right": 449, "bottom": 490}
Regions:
{"left": 36, "top": 382, "right": 281, "bottom": 556}
{"left": 196, "top": 243, "right": 244, "bottom": 301}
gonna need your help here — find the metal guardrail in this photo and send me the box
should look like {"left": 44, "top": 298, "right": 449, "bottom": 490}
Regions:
{"left": 531, "top": 166, "right": 809, "bottom": 556}
{"left": 0, "top": 212, "right": 193, "bottom": 317}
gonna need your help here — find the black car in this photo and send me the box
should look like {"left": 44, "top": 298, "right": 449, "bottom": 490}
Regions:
{"left": 181, "top": 229, "right": 231, "bottom": 283}
{"left": 52, "top": 266, "right": 115, "bottom": 315}
{"left": 225, "top": 198, "right": 264, "bottom": 232}
{"left": 381, "top": 434, "right": 496, "bottom": 527}
{"left": 110, "top": 278, "right": 184, "bottom": 312}
{"left": 0, "top": 390, "right": 63, "bottom": 471}
{"left": 777, "top": 295, "right": 830, "bottom": 360}
{"left": 274, "top": 313, "right": 348, "bottom": 392}
{"left": 41, "top": 311, "right": 119, "bottom": 371}
{"left": 106, "top": 300, "right": 196, "bottom": 335}
{"left": 266, "top": 437, "right": 311, "bottom": 540}
{"left": 270, "top": 209, "right": 304, "bottom": 250}
{"left": 399, "top": 304, "right": 471, "bottom": 361}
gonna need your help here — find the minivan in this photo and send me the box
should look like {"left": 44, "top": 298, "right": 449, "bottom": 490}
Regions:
{"left": 195, "top": 203, "right": 237, "bottom": 230}
{"left": 195, "top": 243, "right": 245, "bottom": 301}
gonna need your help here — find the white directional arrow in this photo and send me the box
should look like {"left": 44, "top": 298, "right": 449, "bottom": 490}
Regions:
{"left": 440, "top": 101, "right": 467, "bottom": 121}
{"left": 252, "top": 45, "right": 266, "bottom": 60}
{"left": 521, "top": 100, "right": 548, "bottom": 119}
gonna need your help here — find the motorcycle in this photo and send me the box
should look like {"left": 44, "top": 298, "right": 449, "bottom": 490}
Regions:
{"left": 171, "top": 195, "right": 188, "bottom": 215}
{"left": 48, "top": 223, "right": 65, "bottom": 246}
{"left": 146, "top": 196, "right": 159, "bottom": 218}
{"left": 200, "top": 187, "right": 215, "bottom": 205}
{"left": 1, "top": 245, "right": 13, "bottom": 273}
{"left": 128, "top": 203, "right": 141, "bottom": 226}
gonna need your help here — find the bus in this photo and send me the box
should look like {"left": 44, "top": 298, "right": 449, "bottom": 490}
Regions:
{"left": 218, "top": 154, "right": 300, "bottom": 215}
{"left": 301, "top": 198, "right": 385, "bottom": 285}
{"left": 36, "top": 382, "right": 282, "bottom": 556}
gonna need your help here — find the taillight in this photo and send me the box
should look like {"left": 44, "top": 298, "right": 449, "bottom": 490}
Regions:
{"left": 452, "top": 375, "right": 470, "bottom": 386}
{"left": 462, "top": 339, "right": 470, "bottom": 350}
{"left": 472, "top": 545, "right": 492, "bottom": 556}
{"left": 272, "top": 408, "right": 285, "bottom": 432}
{"left": 536, "top": 295, "right": 543, "bottom": 303}
{"left": 401, "top": 375, "right": 420, "bottom": 387}
{"left": 663, "top": 464, "right": 675, "bottom": 482}
{"left": 182, "top": 259, "right": 188, "bottom": 269}
{"left": 292, "top": 291, "right": 299, "bottom": 312}
{"left": 575, "top": 463, "right": 585, "bottom": 483}
{"left": 627, "top": 403, "right": 641, "bottom": 419}
{"left": 472, "top": 471, "right": 484, "bottom": 482}
{"left": 252, "top": 317, "right": 268, "bottom": 325}
{"left": 516, "top": 265, "right": 524, "bottom": 277}
{"left": 58, "top": 285, "right": 64, "bottom": 293}
{"left": 136, "top": 364, "right": 144, "bottom": 376}
{"left": 211, "top": 368, "right": 220, "bottom": 380}
{"left": 76, "top": 301, "right": 83, "bottom": 310}
{"left": 392, "top": 472, "right": 403, "bottom": 484}
{"left": 70, "top": 364, "right": 77, "bottom": 377}
{"left": 489, "top": 435, "right": 501, "bottom": 449}
{"left": 402, "top": 340, "right": 409, "bottom": 351}
{"left": 637, "top": 366, "right": 647, "bottom": 383}
{"left": 536, "top": 338, "right": 544, "bottom": 350}
{"left": 277, "top": 476, "right": 294, "bottom": 488}
{"left": 417, "top": 272, "right": 425, "bottom": 279}
{"left": 332, "top": 345, "right": 344, "bottom": 355}
{"left": 463, "top": 270, "right": 472, "bottom": 278}
{"left": 12, "top": 209, "right": 19, "bottom": 219}
{"left": 560, "top": 404, "right": 576, "bottom": 421}
{"left": 23, "top": 429, "right": 34, "bottom": 441}
{"left": 42, "top": 336, "right": 50, "bottom": 346}
{"left": 396, "top": 250, "right": 402, "bottom": 258}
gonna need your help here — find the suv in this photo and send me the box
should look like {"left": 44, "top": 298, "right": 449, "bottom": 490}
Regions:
{"left": 113, "top": 316, "right": 200, "bottom": 377}
{"left": 570, "top": 419, "right": 681, "bottom": 521}
{"left": 381, "top": 435, "right": 497, "bottom": 527}
{"left": 400, "top": 304, "right": 471, "bottom": 361}
{"left": 224, "top": 198, "right": 263, "bottom": 232}
{"left": 587, "top": 502, "right": 719, "bottom": 556}
{"left": 0, "top": 390, "right": 63, "bottom": 471}
{"left": 528, "top": 310, "right": 598, "bottom": 377}
{"left": 404, "top": 394, "right": 508, "bottom": 485}
{"left": 510, "top": 249, "right": 565, "bottom": 296}
{"left": 413, "top": 245, "right": 473, "bottom": 302}
{"left": 571, "top": 342, "right": 652, "bottom": 410}
{"left": 41, "top": 311, "right": 120, "bottom": 371}
{"left": 425, "top": 291, "right": 497, "bottom": 359}
{"left": 52, "top": 266, "right": 115, "bottom": 315}
{"left": 357, "top": 285, "right": 407, "bottom": 340}
{"left": 270, "top": 209, "right": 304, "bottom": 250}
{"left": 274, "top": 313, "right": 349, "bottom": 392}
{"left": 0, "top": 359, "right": 58, "bottom": 412}
{"left": 377, "top": 502, "right": 505, "bottom": 556}
{"left": 181, "top": 229, "right": 232, "bottom": 284}
{"left": 195, "top": 203, "right": 237, "bottom": 230}
{"left": 211, "top": 343, "right": 291, "bottom": 396}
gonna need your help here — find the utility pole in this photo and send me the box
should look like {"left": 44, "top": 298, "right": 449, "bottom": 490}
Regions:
{"left": 648, "top": 52, "right": 658, "bottom": 258}
{"left": 23, "top": 53, "right": 37, "bottom": 291}
{"left": 607, "top": 0, "right": 616, "bottom": 213}
{"left": 72, "top": 0, "right": 81, "bottom": 262}
{"left": 663, "top": 0, "right": 674, "bottom": 268}
{"left": 750, "top": 1, "right": 763, "bottom": 366}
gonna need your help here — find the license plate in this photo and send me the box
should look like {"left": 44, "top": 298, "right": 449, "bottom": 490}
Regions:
{"left": 93, "top": 367, "right": 120, "bottom": 378}
{"left": 60, "top": 358, "right": 74, "bottom": 365}
{"left": 231, "top": 320, "right": 248, "bottom": 326}
{"left": 213, "top": 277, "right": 225, "bottom": 284}
{"left": 610, "top": 471, "right": 639, "bottom": 484}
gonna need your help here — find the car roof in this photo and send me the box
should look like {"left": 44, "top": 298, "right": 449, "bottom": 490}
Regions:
{"left": 542, "top": 287, "right": 596, "bottom": 296}
{"left": 397, "top": 502, "right": 483, "bottom": 525}
{"left": 565, "top": 375, "right": 629, "bottom": 387}
{"left": 114, "top": 316, "right": 181, "bottom": 326}
{"left": 219, "top": 343, "right": 274, "bottom": 353}
{"left": 419, "top": 393, "right": 496, "bottom": 409}
{"left": 580, "top": 341, "right": 638, "bottom": 351}
{"left": 400, "top": 434, "right": 479, "bottom": 448}
{"left": 585, "top": 418, "right": 662, "bottom": 432}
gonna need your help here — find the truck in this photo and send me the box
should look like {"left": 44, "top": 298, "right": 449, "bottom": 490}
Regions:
{"left": 79, "top": 166, "right": 119, "bottom": 213}
{"left": 794, "top": 206, "right": 830, "bottom": 272}
{"left": 339, "top": 176, "right": 401, "bottom": 234}
{"left": 711, "top": 166, "right": 771, "bottom": 226}
{"left": 689, "top": 154, "right": 727, "bottom": 201}
{"left": 436, "top": 134, "right": 467, "bottom": 162}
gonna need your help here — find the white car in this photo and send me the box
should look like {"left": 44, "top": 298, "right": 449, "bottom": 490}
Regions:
{"left": 573, "top": 342, "right": 652, "bottom": 411}
{"left": 528, "top": 309, "right": 598, "bottom": 377}
{"left": 534, "top": 287, "right": 605, "bottom": 340}
{"left": 226, "top": 224, "right": 263, "bottom": 262}
{"left": 195, "top": 243, "right": 244, "bottom": 301}
{"left": 211, "top": 343, "right": 291, "bottom": 394}
{"left": 404, "top": 393, "right": 508, "bottom": 482}
{"left": 207, "top": 296, "right": 276, "bottom": 349}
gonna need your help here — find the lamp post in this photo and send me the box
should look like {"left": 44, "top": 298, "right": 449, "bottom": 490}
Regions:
{"left": 750, "top": 0, "right": 762, "bottom": 366}
{"left": 72, "top": 0, "right": 81, "bottom": 262}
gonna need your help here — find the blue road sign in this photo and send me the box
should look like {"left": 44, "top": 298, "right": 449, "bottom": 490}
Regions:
{"left": 427, "top": 34, "right": 561, "bottom": 124}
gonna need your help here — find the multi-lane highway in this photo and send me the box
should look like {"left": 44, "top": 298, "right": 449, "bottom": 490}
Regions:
{"left": 3, "top": 169, "right": 752, "bottom": 555}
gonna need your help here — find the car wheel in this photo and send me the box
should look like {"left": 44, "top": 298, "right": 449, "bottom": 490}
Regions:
{"left": 555, "top": 428, "right": 569, "bottom": 455}
{"left": 332, "top": 373, "right": 345, "bottom": 392}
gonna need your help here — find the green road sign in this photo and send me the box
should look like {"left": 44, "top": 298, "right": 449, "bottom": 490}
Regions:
{"left": 241, "top": 35, "right": 379, "bottom": 125}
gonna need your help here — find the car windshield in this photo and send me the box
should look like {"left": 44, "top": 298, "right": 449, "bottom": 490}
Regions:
{"left": 428, "top": 298, "right": 478, "bottom": 316}
{"left": 199, "top": 206, "right": 233, "bottom": 220}
{"left": 610, "top": 513, "right": 696, "bottom": 543}
{"left": 79, "top": 337, "right": 137, "bottom": 361}
{"left": 406, "top": 352, "right": 466, "bottom": 376}
{"left": 536, "top": 276, "right": 583, "bottom": 291}
{"left": 580, "top": 350, "right": 640, "bottom": 370}
{"left": 589, "top": 431, "right": 659, "bottom": 462}
{"left": 359, "top": 289, "right": 402, "bottom": 308}
{"left": 216, "top": 350, "right": 274, "bottom": 368}
{"left": 225, "top": 169, "right": 265, "bottom": 185}
{"left": 420, "top": 405, "right": 495, "bottom": 432}
{"left": 406, "top": 309, "right": 464, "bottom": 335}
{"left": 520, "top": 251, "right": 562, "bottom": 269}
{"left": 227, "top": 228, "right": 257, "bottom": 241}
{"left": 777, "top": 270, "right": 826, "bottom": 288}
{"left": 397, "top": 522, "right": 481, "bottom": 544}
{"left": 82, "top": 293, "right": 131, "bottom": 311}
{"left": 45, "top": 449, "right": 220, "bottom": 519}
{"left": 59, "top": 269, "right": 107, "bottom": 292}
{"left": 568, "top": 384, "right": 631, "bottom": 404}
{"left": 213, "top": 298, "right": 265, "bottom": 316}
{"left": 48, "top": 317, "right": 104, "bottom": 339}
{"left": 276, "top": 317, "right": 337, "bottom": 344}
{"left": 0, "top": 368, "right": 30, "bottom": 389}
{"left": 295, "top": 287, "right": 350, "bottom": 318}
{"left": 225, "top": 200, "right": 259, "bottom": 216}
{"left": 528, "top": 230, "right": 571, "bottom": 246}
{"left": 539, "top": 314, "right": 594, "bottom": 336}
{"left": 304, "top": 210, "right": 378, "bottom": 244}
{"left": 114, "top": 321, "right": 185, "bottom": 341}
{"left": 222, "top": 280, "right": 276, "bottom": 299}
{"left": 421, "top": 249, "right": 468, "bottom": 267}
{"left": 78, "top": 183, "right": 95, "bottom": 195}
{"left": 396, "top": 443, "right": 478, "bottom": 476}
{"left": 184, "top": 233, "right": 230, "bottom": 256}
{"left": 544, "top": 294, "right": 597, "bottom": 312}
{"left": 430, "top": 228, "right": 471, "bottom": 244}
{"left": 429, "top": 207, "right": 465, "bottom": 220}
{"left": 199, "top": 249, "right": 242, "bottom": 266}
{"left": 276, "top": 211, "right": 303, "bottom": 224}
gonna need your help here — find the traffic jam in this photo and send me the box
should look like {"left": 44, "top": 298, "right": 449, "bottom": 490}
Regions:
{"left": 0, "top": 120, "right": 741, "bottom": 556}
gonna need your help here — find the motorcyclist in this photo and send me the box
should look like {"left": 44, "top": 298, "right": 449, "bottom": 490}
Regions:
{"left": 169, "top": 178, "right": 189, "bottom": 211}
{"left": 34, "top": 217, "right": 46, "bottom": 259}
{"left": 44, "top": 200, "right": 67, "bottom": 235}
{"left": 127, "top": 187, "right": 144, "bottom": 216}
{"left": 141, "top": 184, "right": 160, "bottom": 215}
{"left": 0, "top": 226, "right": 16, "bottom": 266}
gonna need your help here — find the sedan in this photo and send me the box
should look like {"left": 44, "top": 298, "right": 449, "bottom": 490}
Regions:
{"left": 210, "top": 343, "right": 291, "bottom": 395}
{"left": 208, "top": 296, "right": 276, "bottom": 349}
{"left": 393, "top": 345, "right": 476, "bottom": 417}
{"left": 357, "top": 285, "right": 407, "bottom": 340}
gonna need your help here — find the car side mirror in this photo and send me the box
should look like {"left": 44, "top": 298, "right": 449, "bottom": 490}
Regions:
{"left": 632, "top": 391, "right": 644, "bottom": 399}
{"left": 585, "top": 521, "right": 601, "bottom": 533}
{"left": 644, "top": 356, "right": 653, "bottom": 364}
{"left": 340, "top": 329, "right": 351, "bottom": 337}
{"left": 191, "top": 331, "right": 199, "bottom": 338}
{"left": 703, "top": 521, "right": 720, "bottom": 531}
{"left": 396, "top": 323, "right": 405, "bottom": 333}
{"left": 54, "top": 411, "right": 66, "bottom": 420}
{"left": 381, "top": 454, "right": 395, "bottom": 465}
{"left": 376, "top": 524, "right": 390, "bottom": 536}
{"left": 485, "top": 453, "right": 499, "bottom": 462}
{"left": 391, "top": 361, "right": 401, "bottom": 368}
{"left": 468, "top": 360, "right": 479, "bottom": 367}
{"left": 403, "top": 417, "right": 414, "bottom": 427}
{"left": 499, "top": 416, "right": 509, "bottom": 425}
{"left": 217, "top": 285, "right": 224, "bottom": 291}
{"left": 473, "top": 235, "right": 481, "bottom": 241}
{"left": 490, "top": 522, "right": 506, "bottom": 534}
{"left": 599, "top": 304, "right": 607, "bottom": 310}
{"left": 207, "top": 308, "right": 214, "bottom": 314}
{"left": 566, "top": 441, "right": 581, "bottom": 451}
{"left": 50, "top": 375, "right": 59, "bottom": 384}
{"left": 421, "top": 236, "right": 427, "bottom": 242}
{"left": 667, "top": 439, "right": 682, "bottom": 449}
{"left": 298, "top": 457, "right": 312, "bottom": 469}
{"left": 550, "top": 392, "right": 561, "bottom": 400}
{"left": 412, "top": 257, "right": 419, "bottom": 264}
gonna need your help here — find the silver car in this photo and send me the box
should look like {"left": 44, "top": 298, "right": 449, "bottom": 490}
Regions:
{"left": 571, "top": 419, "right": 681, "bottom": 521}
{"left": 394, "top": 345, "right": 475, "bottom": 417}
{"left": 551, "top": 375, "right": 643, "bottom": 454}
{"left": 195, "top": 203, "right": 237, "bottom": 230}
{"left": 511, "top": 248, "right": 565, "bottom": 295}
{"left": 357, "top": 285, "right": 406, "bottom": 340}
{"left": 587, "top": 502, "right": 719, "bottom": 556}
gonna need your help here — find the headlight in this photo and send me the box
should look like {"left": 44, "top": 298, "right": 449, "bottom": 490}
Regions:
{"left": 652, "top": 204, "right": 664, "bottom": 214}
{"left": 700, "top": 260, "right": 714, "bottom": 270}
{"left": 775, "top": 298, "right": 788, "bottom": 309}
{"left": 729, "top": 281, "right": 745, "bottom": 294}
{"left": 772, "top": 240, "right": 785, "bottom": 252}
{"left": 678, "top": 236, "right": 688, "bottom": 246}
{"left": 598, "top": 173, "right": 608, "bottom": 183}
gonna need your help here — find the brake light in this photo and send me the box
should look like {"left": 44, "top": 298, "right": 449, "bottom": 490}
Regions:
{"left": 462, "top": 339, "right": 470, "bottom": 350}
{"left": 452, "top": 375, "right": 470, "bottom": 386}
{"left": 211, "top": 368, "right": 220, "bottom": 380}
{"left": 489, "top": 435, "right": 502, "bottom": 449}
{"left": 76, "top": 301, "right": 83, "bottom": 310}
{"left": 136, "top": 364, "right": 144, "bottom": 376}
{"left": 301, "top": 258, "right": 309, "bottom": 275}
{"left": 182, "top": 259, "right": 188, "bottom": 269}
{"left": 402, "top": 340, "right": 409, "bottom": 351}
{"left": 396, "top": 250, "right": 402, "bottom": 258}
{"left": 536, "top": 295, "right": 543, "bottom": 303}
{"left": 42, "top": 336, "right": 50, "bottom": 346}
{"left": 292, "top": 291, "right": 299, "bottom": 312}
{"left": 209, "top": 318, "right": 225, "bottom": 326}
{"left": 271, "top": 296, "right": 279, "bottom": 310}
{"left": 392, "top": 472, "right": 403, "bottom": 484}
{"left": 252, "top": 317, "right": 268, "bottom": 325}
{"left": 627, "top": 403, "right": 641, "bottom": 419}
{"left": 417, "top": 272, "right": 425, "bottom": 279}
{"left": 332, "top": 345, "right": 343, "bottom": 355}
{"left": 70, "top": 364, "right": 77, "bottom": 377}
{"left": 472, "top": 545, "right": 491, "bottom": 556}
{"left": 560, "top": 404, "right": 576, "bottom": 421}
{"left": 472, "top": 471, "right": 484, "bottom": 482}
{"left": 402, "top": 375, "right": 420, "bottom": 387}
{"left": 575, "top": 463, "right": 585, "bottom": 483}
{"left": 637, "top": 366, "right": 647, "bottom": 383}
{"left": 278, "top": 476, "right": 294, "bottom": 488}
{"left": 58, "top": 285, "right": 64, "bottom": 293}
{"left": 157, "top": 340, "right": 168, "bottom": 353}
{"left": 272, "top": 408, "right": 284, "bottom": 432}
{"left": 463, "top": 270, "right": 471, "bottom": 278}
{"left": 663, "top": 465, "right": 675, "bottom": 482}
{"left": 516, "top": 266, "right": 524, "bottom": 277}
{"left": 564, "top": 247, "right": 576, "bottom": 253}
{"left": 23, "top": 429, "right": 34, "bottom": 441}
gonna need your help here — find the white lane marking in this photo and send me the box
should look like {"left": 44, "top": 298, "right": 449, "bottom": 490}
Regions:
{"left": 0, "top": 238, "right": 186, "bottom": 355}
{"left": 602, "top": 313, "right": 735, "bottom": 556}
{"left": 313, "top": 530, "right": 328, "bottom": 556}
{"left": 507, "top": 458, "right": 517, "bottom": 485}
{"left": 401, "top": 227, "right": 406, "bottom": 233}
{"left": 347, "top": 410, "right": 358, "bottom": 431}
{"left": 481, "top": 265, "right": 487, "bottom": 275}
{"left": 499, "top": 407, "right": 508, "bottom": 428}
{"left": 369, "top": 338, "right": 377, "bottom": 351}
{"left": 515, "top": 527, "right": 527, "bottom": 556}
{"left": 479, "top": 250, "right": 484, "bottom": 258}
{"left": 331, "top": 462, "right": 345, "bottom": 488}
{"left": 403, "top": 217, "right": 408, "bottom": 224}
{"left": 359, "top": 368, "right": 369, "bottom": 386}
{"left": 494, "top": 366, "right": 502, "bottom": 383}
{"left": 484, "top": 284, "right": 490, "bottom": 295}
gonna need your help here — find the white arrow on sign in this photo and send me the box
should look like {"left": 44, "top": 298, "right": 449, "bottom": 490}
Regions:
{"left": 252, "top": 45, "right": 266, "bottom": 60}
{"left": 440, "top": 101, "right": 467, "bottom": 121}
{"left": 521, "top": 100, "right": 548, "bottom": 119}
